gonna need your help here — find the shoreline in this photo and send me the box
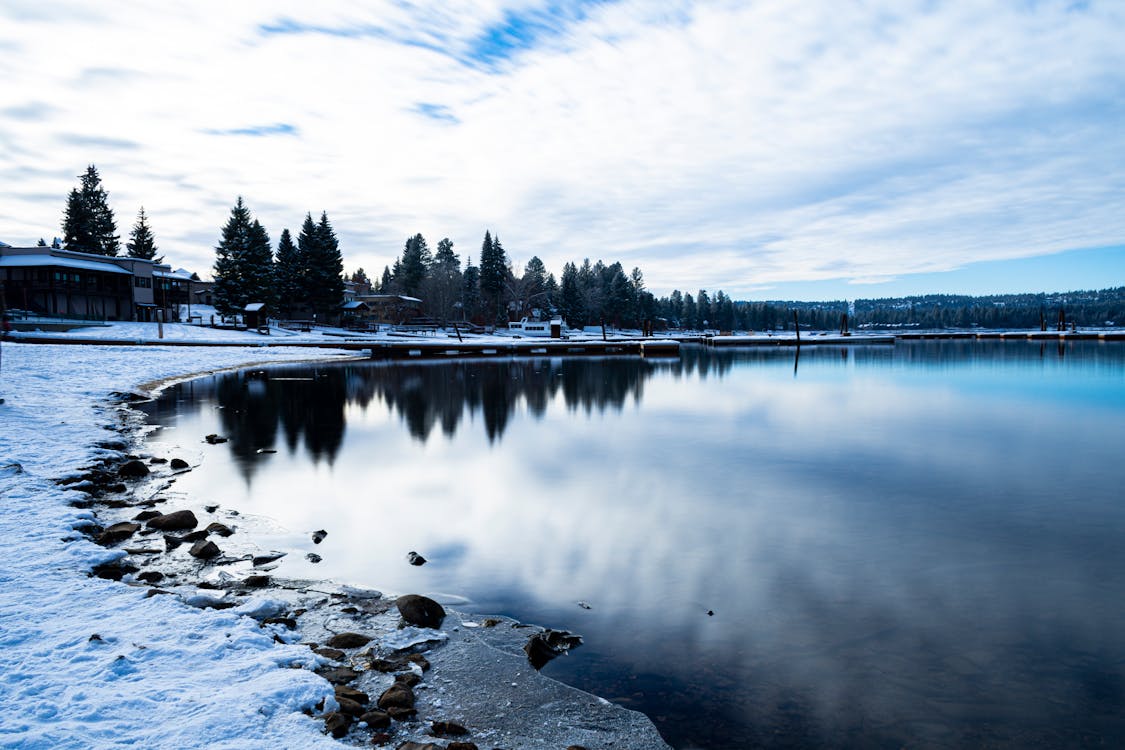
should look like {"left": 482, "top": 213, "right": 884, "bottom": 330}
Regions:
{"left": 0, "top": 341, "right": 669, "bottom": 749}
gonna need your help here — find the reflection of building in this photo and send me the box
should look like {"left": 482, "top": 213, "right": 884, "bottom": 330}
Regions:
{"left": 0, "top": 245, "right": 196, "bottom": 321}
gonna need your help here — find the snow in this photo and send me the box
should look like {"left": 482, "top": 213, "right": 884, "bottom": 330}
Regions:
{"left": 0, "top": 340, "right": 353, "bottom": 749}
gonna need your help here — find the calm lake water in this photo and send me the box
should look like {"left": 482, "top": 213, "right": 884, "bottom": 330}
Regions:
{"left": 143, "top": 341, "right": 1125, "bottom": 749}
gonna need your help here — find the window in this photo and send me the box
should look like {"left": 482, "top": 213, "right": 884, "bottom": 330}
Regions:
{"left": 135, "top": 277, "right": 152, "bottom": 288}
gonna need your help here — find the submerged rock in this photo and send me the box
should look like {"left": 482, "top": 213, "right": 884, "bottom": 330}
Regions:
{"left": 146, "top": 510, "right": 198, "bottom": 531}
{"left": 326, "top": 632, "right": 371, "bottom": 649}
{"left": 118, "top": 460, "right": 150, "bottom": 479}
{"left": 524, "top": 629, "right": 583, "bottom": 670}
{"left": 97, "top": 522, "right": 140, "bottom": 546}
{"left": 395, "top": 594, "right": 445, "bottom": 629}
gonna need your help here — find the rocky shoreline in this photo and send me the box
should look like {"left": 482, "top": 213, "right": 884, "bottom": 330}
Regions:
{"left": 63, "top": 388, "right": 670, "bottom": 750}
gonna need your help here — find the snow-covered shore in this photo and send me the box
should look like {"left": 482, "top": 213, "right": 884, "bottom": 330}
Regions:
{"left": 0, "top": 327, "right": 670, "bottom": 749}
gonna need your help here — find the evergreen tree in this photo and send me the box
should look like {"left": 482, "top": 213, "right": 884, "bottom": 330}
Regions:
{"left": 306, "top": 212, "right": 344, "bottom": 319}
{"left": 479, "top": 231, "right": 508, "bottom": 323}
{"left": 380, "top": 265, "right": 393, "bottom": 293}
{"left": 559, "top": 262, "right": 584, "bottom": 328}
{"left": 62, "top": 165, "right": 118, "bottom": 255}
{"left": 126, "top": 207, "right": 161, "bottom": 262}
{"left": 350, "top": 268, "right": 371, "bottom": 288}
{"left": 212, "top": 197, "right": 273, "bottom": 316}
{"left": 462, "top": 256, "right": 482, "bottom": 322}
{"left": 398, "top": 233, "right": 431, "bottom": 297}
{"left": 274, "top": 228, "right": 303, "bottom": 316}
{"left": 36, "top": 238, "right": 47, "bottom": 246}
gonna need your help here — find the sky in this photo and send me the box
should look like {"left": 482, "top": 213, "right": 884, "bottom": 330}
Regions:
{"left": 2, "top": 0, "right": 1124, "bottom": 301}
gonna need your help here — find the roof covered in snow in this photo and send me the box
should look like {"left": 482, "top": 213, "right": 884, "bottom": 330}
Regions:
{"left": 0, "top": 254, "right": 132, "bottom": 274}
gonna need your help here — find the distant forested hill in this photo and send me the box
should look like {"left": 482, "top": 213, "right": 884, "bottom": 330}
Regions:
{"left": 754, "top": 287, "right": 1125, "bottom": 331}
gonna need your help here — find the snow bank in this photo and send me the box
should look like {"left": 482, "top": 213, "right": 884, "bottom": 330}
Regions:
{"left": 0, "top": 341, "right": 354, "bottom": 749}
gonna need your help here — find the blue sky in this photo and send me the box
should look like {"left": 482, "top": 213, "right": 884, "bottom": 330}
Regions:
{"left": 1, "top": 1, "right": 1124, "bottom": 301}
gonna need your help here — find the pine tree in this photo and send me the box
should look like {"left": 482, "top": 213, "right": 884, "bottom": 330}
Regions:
{"left": 62, "top": 165, "right": 118, "bottom": 255}
{"left": 398, "top": 233, "right": 431, "bottom": 297}
{"left": 559, "top": 262, "right": 584, "bottom": 328}
{"left": 274, "top": 228, "right": 303, "bottom": 316}
{"left": 462, "top": 256, "right": 481, "bottom": 322}
{"left": 479, "top": 231, "right": 508, "bottom": 323}
{"left": 425, "top": 237, "right": 461, "bottom": 322}
{"left": 304, "top": 212, "right": 344, "bottom": 320}
{"left": 212, "top": 197, "right": 273, "bottom": 316}
{"left": 37, "top": 238, "right": 47, "bottom": 247}
{"left": 126, "top": 207, "right": 161, "bottom": 262}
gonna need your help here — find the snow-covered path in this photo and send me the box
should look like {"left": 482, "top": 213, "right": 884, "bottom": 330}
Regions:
{"left": 0, "top": 340, "right": 353, "bottom": 749}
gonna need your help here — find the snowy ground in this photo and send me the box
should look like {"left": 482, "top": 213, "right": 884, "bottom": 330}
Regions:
{"left": 0, "top": 331, "right": 669, "bottom": 749}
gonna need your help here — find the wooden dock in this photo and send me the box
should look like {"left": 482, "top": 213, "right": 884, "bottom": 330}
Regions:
{"left": 897, "top": 331, "right": 1125, "bottom": 342}
{"left": 365, "top": 338, "right": 681, "bottom": 359}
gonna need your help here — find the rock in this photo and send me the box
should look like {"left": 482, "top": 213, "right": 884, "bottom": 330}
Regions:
{"left": 377, "top": 683, "right": 415, "bottom": 710}
{"left": 359, "top": 710, "right": 390, "bottom": 729}
{"left": 311, "top": 529, "right": 327, "bottom": 544}
{"left": 447, "top": 743, "right": 479, "bottom": 750}
{"left": 188, "top": 539, "right": 220, "bottom": 560}
{"left": 316, "top": 666, "right": 359, "bottom": 684}
{"left": 97, "top": 522, "right": 140, "bottom": 546}
{"left": 523, "top": 629, "right": 583, "bottom": 670}
{"left": 395, "top": 672, "right": 421, "bottom": 688}
{"left": 407, "top": 551, "right": 427, "bottom": 566}
{"left": 205, "top": 522, "right": 234, "bottom": 537}
{"left": 204, "top": 434, "right": 228, "bottom": 444}
{"left": 395, "top": 594, "right": 445, "bottom": 629}
{"left": 244, "top": 574, "right": 270, "bottom": 588}
{"left": 204, "top": 504, "right": 218, "bottom": 512}
{"left": 326, "top": 632, "right": 372, "bottom": 649}
{"left": 163, "top": 535, "right": 183, "bottom": 551}
{"left": 395, "top": 743, "right": 438, "bottom": 750}
{"left": 137, "top": 570, "right": 164, "bottom": 584}
{"left": 170, "top": 458, "right": 190, "bottom": 470}
{"left": 149, "top": 457, "right": 168, "bottom": 464}
{"left": 336, "top": 697, "right": 365, "bottom": 717}
{"left": 567, "top": 746, "right": 591, "bottom": 750}
{"left": 252, "top": 552, "right": 285, "bottom": 566}
{"left": 323, "top": 710, "right": 351, "bottom": 738}
{"left": 146, "top": 510, "right": 199, "bottom": 531}
{"left": 118, "top": 460, "right": 150, "bottom": 479}
{"left": 432, "top": 720, "right": 469, "bottom": 736}
{"left": 385, "top": 706, "right": 417, "bottom": 721}
{"left": 263, "top": 616, "right": 298, "bottom": 629}
{"left": 334, "top": 685, "right": 370, "bottom": 705}
{"left": 182, "top": 530, "right": 210, "bottom": 542}
{"left": 106, "top": 483, "right": 128, "bottom": 494}
{"left": 91, "top": 561, "right": 139, "bottom": 581}
{"left": 132, "top": 510, "right": 162, "bottom": 522}
{"left": 306, "top": 552, "right": 322, "bottom": 563}
{"left": 313, "top": 646, "right": 345, "bottom": 661}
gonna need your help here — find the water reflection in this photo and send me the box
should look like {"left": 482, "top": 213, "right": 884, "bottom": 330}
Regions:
{"left": 143, "top": 342, "right": 1125, "bottom": 749}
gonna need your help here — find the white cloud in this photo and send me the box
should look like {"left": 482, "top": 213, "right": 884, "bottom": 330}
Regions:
{"left": 1, "top": 0, "right": 1123, "bottom": 296}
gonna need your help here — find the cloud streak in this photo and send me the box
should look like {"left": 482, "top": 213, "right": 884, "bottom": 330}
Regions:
{"left": 0, "top": 1, "right": 1123, "bottom": 298}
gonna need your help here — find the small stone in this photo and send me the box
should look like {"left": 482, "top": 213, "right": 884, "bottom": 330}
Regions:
{"left": 132, "top": 510, "right": 162, "bottom": 522}
{"left": 170, "top": 458, "right": 190, "bottom": 470}
{"left": 252, "top": 552, "right": 285, "bottom": 566}
{"left": 97, "top": 522, "right": 140, "bottom": 546}
{"left": 204, "top": 434, "right": 228, "bottom": 444}
{"left": 314, "top": 646, "right": 345, "bottom": 661}
{"left": 312, "top": 529, "right": 327, "bottom": 544}
{"left": 137, "top": 571, "right": 164, "bottom": 584}
{"left": 326, "top": 632, "right": 372, "bottom": 649}
{"left": 448, "top": 743, "right": 479, "bottom": 750}
{"left": 335, "top": 685, "right": 370, "bottom": 705}
{"left": 524, "top": 629, "right": 583, "bottom": 670}
{"left": 376, "top": 683, "right": 415, "bottom": 710}
{"left": 188, "top": 539, "right": 220, "bottom": 560}
{"left": 163, "top": 535, "right": 183, "bottom": 551}
{"left": 88, "top": 633, "right": 102, "bottom": 642}
{"left": 146, "top": 510, "right": 199, "bottom": 531}
{"left": 204, "top": 504, "right": 219, "bottom": 513}
{"left": 396, "top": 744, "right": 440, "bottom": 750}
{"left": 205, "top": 522, "right": 234, "bottom": 537}
{"left": 385, "top": 706, "right": 417, "bottom": 721}
{"left": 306, "top": 552, "right": 322, "bottom": 563}
{"left": 407, "top": 654, "right": 430, "bottom": 672}
{"left": 323, "top": 710, "right": 351, "bottom": 738}
{"left": 244, "top": 575, "right": 270, "bottom": 588}
{"left": 395, "top": 672, "right": 421, "bottom": 688}
{"left": 182, "top": 530, "right": 210, "bottom": 542}
{"left": 336, "top": 697, "right": 365, "bottom": 717}
{"left": 263, "top": 617, "right": 298, "bottom": 629}
{"left": 431, "top": 720, "right": 469, "bottom": 736}
{"left": 316, "top": 666, "right": 360, "bottom": 684}
{"left": 567, "top": 746, "right": 591, "bottom": 750}
{"left": 370, "top": 732, "right": 393, "bottom": 745}
{"left": 407, "top": 551, "right": 427, "bottom": 566}
{"left": 149, "top": 457, "right": 168, "bottom": 464}
{"left": 118, "top": 460, "right": 150, "bottom": 479}
{"left": 395, "top": 594, "right": 445, "bottom": 629}
{"left": 358, "top": 709, "right": 390, "bottom": 729}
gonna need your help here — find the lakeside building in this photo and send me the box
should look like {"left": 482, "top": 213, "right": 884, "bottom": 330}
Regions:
{"left": 0, "top": 245, "right": 196, "bottom": 322}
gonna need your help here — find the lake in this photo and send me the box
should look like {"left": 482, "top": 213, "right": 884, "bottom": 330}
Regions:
{"left": 142, "top": 340, "right": 1125, "bottom": 749}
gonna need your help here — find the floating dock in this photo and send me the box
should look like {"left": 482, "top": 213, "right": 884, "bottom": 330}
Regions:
{"left": 365, "top": 338, "right": 681, "bottom": 359}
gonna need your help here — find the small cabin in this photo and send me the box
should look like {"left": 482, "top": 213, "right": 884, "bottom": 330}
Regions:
{"left": 243, "top": 302, "right": 268, "bottom": 332}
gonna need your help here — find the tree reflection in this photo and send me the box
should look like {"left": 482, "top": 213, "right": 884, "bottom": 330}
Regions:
{"left": 163, "top": 357, "right": 670, "bottom": 477}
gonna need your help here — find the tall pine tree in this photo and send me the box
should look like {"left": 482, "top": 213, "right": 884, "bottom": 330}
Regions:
{"left": 274, "top": 228, "right": 303, "bottom": 316}
{"left": 479, "top": 230, "right": 508, "bottom": 324}
{"left": 62, "top": 165, "right": 118, "bottom": 255}
{"left": 398, "top": 233, "right": 431, "bottom": 297}
{"left": 212, "top": 197, "right": 274, "bottom": 316}
{"left": 126, "top": 207, "right": 161, "bottom": 262}
{"left": 305, "top": 212, "right": 344, "bottom": 320}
